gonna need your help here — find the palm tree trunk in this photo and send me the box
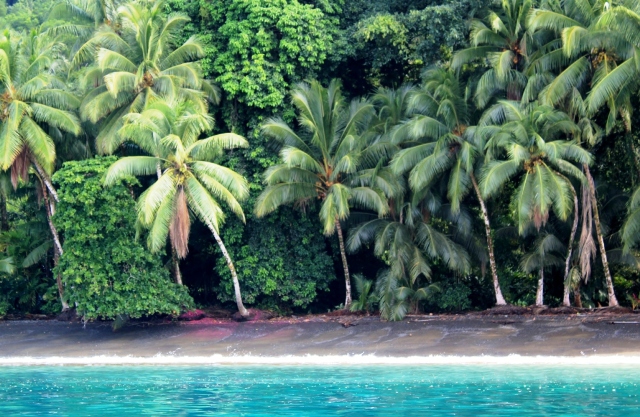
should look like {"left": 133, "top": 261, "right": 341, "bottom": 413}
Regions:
{"left": 335, "top": 218, "right": 352, "bottom": 309}
{"left": 31, "top": 160, "right": 59, "bottom": 203}
{"left": 0, "top": 192, "right": 8, "bottom": 231}
{"left": 573, "top": 284, "right": 582, "bottom": 308}
{"left": 584, "top": 164, "right": 619, "bottom": 306}
{"left": 626, "top": 133, "right": 640, "bottom": 186}
{"left": 470, "top": 172, "right": 507, "bottom": 306}
{"left": 53, "top": 250, "right": 69, "bottom": 311}
{"left": 42, "top": 186, "right": 68, "bottom": 311}
{"left": 563, "top": 178, "right": 579, "bottom": 306}
{"left": 536, "top": 267, "right": 544, "bottom": 306}
{"left": 206, "top": 223, "right": 249, "bottom": 317}
{"left": 171, "top": 247, "right": 183, "bottom": 285}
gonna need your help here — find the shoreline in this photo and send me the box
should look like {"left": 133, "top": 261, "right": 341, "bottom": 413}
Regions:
{"left": 1, "top": 314, "right": 640, "bottom": 365}
{"left": 3, "top": 354, "right": 640, "bottom": 366}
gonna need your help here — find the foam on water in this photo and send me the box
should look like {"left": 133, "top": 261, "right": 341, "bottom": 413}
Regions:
{"left": 2, "top": 354, "right": 640, "bottom": 366}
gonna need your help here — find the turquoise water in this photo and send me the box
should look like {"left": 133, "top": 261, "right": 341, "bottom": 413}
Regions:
{"left": 0, "top": 365, "right": 638, "bottom": 416}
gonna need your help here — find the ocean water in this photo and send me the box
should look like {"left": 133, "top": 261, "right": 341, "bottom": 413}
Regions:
{"left": 0, "top": 364, "right": 638, "bottom": 416}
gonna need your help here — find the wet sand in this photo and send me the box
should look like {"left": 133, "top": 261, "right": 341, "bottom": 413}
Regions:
{"left": 1, "top": 314, "right": 640, "bottom": 363}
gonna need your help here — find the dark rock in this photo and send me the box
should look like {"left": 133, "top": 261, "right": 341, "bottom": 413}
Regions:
{"left": 56, "top": 308, "right": 80, "bottom": 322}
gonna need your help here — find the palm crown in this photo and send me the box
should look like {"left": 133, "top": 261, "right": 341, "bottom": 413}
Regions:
{"left": 81, "top": 0, "right": 218, "bottom": 154}
{"left": 452, "top": 0, "right": 534, "bottom": 107}
{"left": 104, "top": 99, "right": 249, "bottom": 258}
{"left": 0, "top": 29, "right": 81, "bottom": 187}
{"left": 479, "top": 101, "right": 591, "bottom": 233}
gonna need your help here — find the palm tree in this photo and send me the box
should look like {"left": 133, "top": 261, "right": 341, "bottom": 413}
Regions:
{"left": 389, "top": 68, "right": 508, "bottom": 306}
{"left": 48, "top": 0, "right": 122, "bottom": 40}
{"left": 348, "top": 196, "right": 470, "bottom": 320}
{"left": 104, "top": 98, "right": 251, "bottom": 317}
{"left": 478, "top": 101, "right": 590, "bottom": 230}
{"left": 451, "top": 0, "right": 534, "bottom": 107}
{"left": 255, "top": 80, "right": 390, "bottom": 309}
{"left": 520, "top": 227, "right": 566, "bottom": 306}
{"left": 81, "top": 0, "right": 218, "bottom": 155}
{"left": 0, "top": 30, "right": 82, "bottom": 310}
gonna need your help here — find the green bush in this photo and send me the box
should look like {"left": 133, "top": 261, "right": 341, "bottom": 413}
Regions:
{"left": 431, "top": 281, "right": 471, "bottom": 312}
{"left": 53, "top": 157, "right": 193, "bottom": 320}
{"left": 215, "top": 207, "right": 335, "bottom": 311}
{"left": 0, "top": 295, "right": 9, "bottom": 317}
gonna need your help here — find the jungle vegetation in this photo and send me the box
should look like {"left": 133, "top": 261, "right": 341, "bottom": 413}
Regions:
{"left": 1, "top": 0, "right": 640, "bottom": 321}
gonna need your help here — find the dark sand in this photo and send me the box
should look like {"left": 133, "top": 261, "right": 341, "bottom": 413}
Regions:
{"left": 1, "top": 314, "right": 640, "bottom": 362}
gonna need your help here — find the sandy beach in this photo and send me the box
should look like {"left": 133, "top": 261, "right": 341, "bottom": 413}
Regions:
{"left": 1, "top": 313, "right": 640, "bottom": 364}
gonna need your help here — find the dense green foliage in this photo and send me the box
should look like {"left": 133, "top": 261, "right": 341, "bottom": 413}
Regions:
{"left": 53, "top": 157, "right": 193, "bottom": 319}
{"left": 2, "top": 0, "right": 640, "bottom": 322}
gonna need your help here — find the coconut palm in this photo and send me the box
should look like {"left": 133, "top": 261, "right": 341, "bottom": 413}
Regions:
{"left": 389, "top": 68, "right": 508, "bottom": 306}
{"left": 104, "top": 98, "right": 251, "bottom": 317}
{"left": 0, "top": 30, "right": 82, "bottom": 310}
{"left": 451, "top": 0, "right": 534, "bottom": 107}
{"left": 527, "top": 0, "right": 640, "bottom": 123}
{"left": 520, "top": 229, "right": 566, "bottom": 306}
{"left": 478, "top": 101, "right": 590, "bottom": 229}
{"left": 255, "top": 79, "right": 391, "bottom": 309}
{"left": 347, "top": 196, "right": 470, "bottom": 320}
{"left": 48, "top": 0, "right": 122, "bottom": 42}
{"left": 81, "top": 0, "right": 218, "bottom": 155}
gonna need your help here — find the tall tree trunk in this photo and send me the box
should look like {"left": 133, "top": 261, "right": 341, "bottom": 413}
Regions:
{"left": 0, "top": 192, "right": 8, "bottom": 231}
{"left": 335, "top": 218, "right": 352, "bottom": 309}
{"left": 584, "top": 165, "right": 619, "bottom": 306}
{"left": 626, "top": 133, "right": 640, "bottom": 186}
{"left": 31, "top": 160, "right": 59, "bottom": 203}
{"left": 42, "top": 186, "right": 69, "bottom": 311}
{"left": 573, "top": 284, "right": 582, "bottom": 308}
{"left": 53, "top": 250, "right": 69, "bottom": 311}
{"left": 536, "top": 267, "right": 544, "bottom": 306}
{"left": 471, "top": 173, "right": 507, "bottom": 305}
{"left": 563, "top": 179, "right": 579, "bottom": 306}
{"left": 171, "top": 248, "right": 183, "bottom": 285}
{"left": 206, "top": 223, "right": 249, "bottom": 317}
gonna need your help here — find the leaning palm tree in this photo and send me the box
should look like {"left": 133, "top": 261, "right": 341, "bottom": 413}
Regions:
{"left": 0, "top": 30, "right": 82, "bottom": 310}
{"left": 389, "top": 68, "right": 508, "bottom": 306}
{"left": 255, "top": 80, "right": 390, "bottom": 309}
{"left": 451, "top": 0, "right": 534, "bottom": 107}
{"left": 104, "top": 98, "right": 251, "bottom": 317}
{"left": 81, "top": 0, "right": 218, "bottom": 154}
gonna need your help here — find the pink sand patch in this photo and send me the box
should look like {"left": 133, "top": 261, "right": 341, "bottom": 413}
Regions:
{"left": 180, "top": 318, "right": 229, "bottom": 325}
{"left": 190, "top": 327, "right": 233, "bottom": 339}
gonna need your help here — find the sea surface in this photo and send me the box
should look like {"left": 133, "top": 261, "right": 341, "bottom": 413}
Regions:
{"left": 0, "top": 364, "right": 638, "bottom": 416}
